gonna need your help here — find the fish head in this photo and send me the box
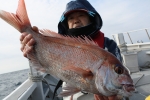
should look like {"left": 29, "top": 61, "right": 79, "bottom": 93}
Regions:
{"left": 95, "top": 57, "right": 135, "bottom": 97}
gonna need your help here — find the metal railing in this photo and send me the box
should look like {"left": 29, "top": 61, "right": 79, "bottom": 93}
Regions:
{"left": 112, "top": 28, "right": 150, "bottom": 44}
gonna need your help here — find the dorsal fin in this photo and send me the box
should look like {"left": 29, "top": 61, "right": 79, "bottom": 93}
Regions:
{"left": 40, "top": 29, "right": 98, "bottom": 46}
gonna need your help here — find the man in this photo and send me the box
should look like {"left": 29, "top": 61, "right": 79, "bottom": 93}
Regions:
{"left": 20, "top": 0, "right": 122, "bottom": 100}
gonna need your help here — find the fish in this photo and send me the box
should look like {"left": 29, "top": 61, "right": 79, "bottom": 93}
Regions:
{"left": 0, "top": 0, "right": 135, "bottom": 98}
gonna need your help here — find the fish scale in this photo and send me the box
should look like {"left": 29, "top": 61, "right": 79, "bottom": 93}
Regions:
{"left": 34, "top": 36, "right": 100, "bottom": 70}
{"left": 33, "top": 36, "right": 98, "bottom": 90}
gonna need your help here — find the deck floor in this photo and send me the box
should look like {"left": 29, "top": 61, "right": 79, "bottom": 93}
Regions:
{"left": 129, "top": 69, "right": 150, "bottom": 100}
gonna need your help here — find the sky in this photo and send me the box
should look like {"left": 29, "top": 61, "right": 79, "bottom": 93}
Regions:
{"left": 0, "top": 0, "right": 150, "bottom": 74}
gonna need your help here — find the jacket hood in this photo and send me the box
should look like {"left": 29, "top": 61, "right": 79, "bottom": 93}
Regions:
{"left": 58, "top": 0, "right": 103, "bottom": 36}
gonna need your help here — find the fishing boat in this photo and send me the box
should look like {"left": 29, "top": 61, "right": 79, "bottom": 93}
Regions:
{"left": 3, "top": 28, "right": 150, "bottom": 100}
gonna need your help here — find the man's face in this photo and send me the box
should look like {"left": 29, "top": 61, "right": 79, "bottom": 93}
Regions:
{"left": 67, "top": 11, "right": 91, "bottom": 29}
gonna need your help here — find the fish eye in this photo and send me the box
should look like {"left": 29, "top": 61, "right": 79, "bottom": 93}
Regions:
{"left": 114, "top": 64, "right": 123, "bottom": 74}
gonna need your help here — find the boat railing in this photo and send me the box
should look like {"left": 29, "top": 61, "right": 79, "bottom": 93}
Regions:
{"left": 3, "top": 66, "right": 62, "bottom": 100}
{"left": 3, "top": 72, "right": 48, "bottom": 100}
{"left": 112, "top": 28, "right": 150, "bottom": 44}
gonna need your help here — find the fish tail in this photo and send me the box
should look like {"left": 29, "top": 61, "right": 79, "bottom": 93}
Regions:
{"left": 0, "top": 0, "right": 31, "bottom": 33}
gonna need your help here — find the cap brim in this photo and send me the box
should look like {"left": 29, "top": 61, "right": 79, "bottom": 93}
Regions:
{"left": 65, "top": 9, "right": 88, "bottom": 16}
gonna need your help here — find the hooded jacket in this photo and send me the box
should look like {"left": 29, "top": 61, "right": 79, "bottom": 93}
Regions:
{"left": 57, "top": 0, "right": 122, "bottom": 61}
{"left": 58, "top": 0, "right": 102, "bottom": 37}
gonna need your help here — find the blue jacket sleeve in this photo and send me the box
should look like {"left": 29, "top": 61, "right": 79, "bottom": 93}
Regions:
{"left": 104, "top": 37, "right": 122, "bottom": 62}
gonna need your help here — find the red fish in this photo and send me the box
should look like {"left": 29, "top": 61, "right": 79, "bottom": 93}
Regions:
{"left": 0, "top": 0, "right": 135, "bottom": 98}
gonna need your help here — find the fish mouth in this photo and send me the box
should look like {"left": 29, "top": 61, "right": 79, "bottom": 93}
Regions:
{"left": 123, "top": 84, "right": 135, "bottom": 92}
{"left": 111, "top": 82, "right": 135, "bottom": 96}
{"left": 122, "top": 84, "right": 135, "bottom": 96}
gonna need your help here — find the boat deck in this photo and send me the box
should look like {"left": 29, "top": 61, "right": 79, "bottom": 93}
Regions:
{"left": 130, "top": 70, "right": 150, "bottom": 100}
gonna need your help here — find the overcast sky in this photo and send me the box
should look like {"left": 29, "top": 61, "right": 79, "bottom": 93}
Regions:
{"left": 0, "top": 0, "right": 150, "bottom": 74}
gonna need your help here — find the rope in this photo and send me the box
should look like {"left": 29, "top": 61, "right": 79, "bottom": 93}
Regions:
{"left": 134, "top": 74, "right": 144, "bottom": 87}
{"left": 28, "top": 72, "right": 43, "bottom": 82}
{"left": 42, "top": 78, "right": 53, "bottom": 98}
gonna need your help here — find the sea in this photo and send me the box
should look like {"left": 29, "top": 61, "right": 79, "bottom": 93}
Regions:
{"left": 0, "top": 69, "right": 29, "bottom": 100}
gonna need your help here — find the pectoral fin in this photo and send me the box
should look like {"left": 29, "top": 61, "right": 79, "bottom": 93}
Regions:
{"left": 58, "top": 83, "right": 80, "bottom": 97}
{"left": 62, "top": 66, "right": 93, "bottom": 79}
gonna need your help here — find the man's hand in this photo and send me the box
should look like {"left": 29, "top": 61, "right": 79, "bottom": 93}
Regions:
{"left": 20, "top": 26, "right": 38, "bottom": 57}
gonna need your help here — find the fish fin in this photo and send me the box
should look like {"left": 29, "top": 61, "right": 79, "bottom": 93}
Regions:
{"left": 62, "top": 66, "right": 93, "bottom": 79}
{"left": 0, "top": 0, "right": 31, "bottom": 32}
{"left": 58, "top": 84, "right": 80, "bottom": 97}
{"left": 39, "top": 29, "right": 98, "bottom": 46}
{"left": 40, "top": 29, "right": 62, "bottom": 37}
